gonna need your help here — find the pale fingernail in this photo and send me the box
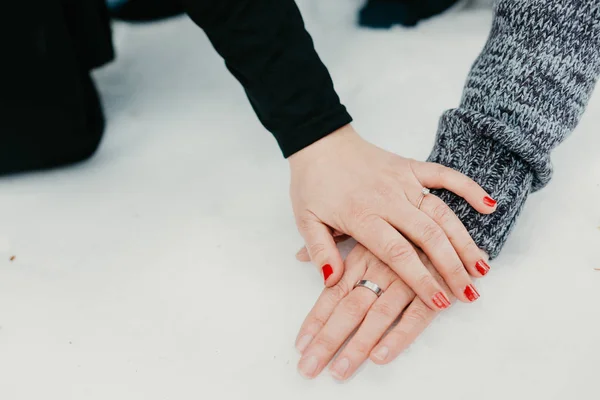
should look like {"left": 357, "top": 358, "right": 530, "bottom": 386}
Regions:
{"left": 330, "top": 358, "right": 350, "bottom": 380}
{"left": 296, "top": 334, "right": 313, "bottom": 353}
{"left": 298, "top": 355, "right": 319, "bottom": 379}
{"left": 296, "top": 247, "right": 307, "bottom": 258}
{"left": 372, "top": 346, "right": 389, "bottom": 362}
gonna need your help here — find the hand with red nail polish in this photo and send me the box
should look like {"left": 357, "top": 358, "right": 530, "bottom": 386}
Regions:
{"left": 290, "top": 124, "right": 496, "bottom": 305}
{"left": 295, "top": 243, "right": 477, "bottom": 381}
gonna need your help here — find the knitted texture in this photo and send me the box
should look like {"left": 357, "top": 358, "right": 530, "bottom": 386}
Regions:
{"left": 428, "top": 0, "right": 600, "bottom": 258}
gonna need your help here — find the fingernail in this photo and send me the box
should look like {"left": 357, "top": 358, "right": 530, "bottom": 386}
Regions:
{"left": 322, "top": 264, "right": 333, "bottom": 283}
{"left": 432, "top": 292, "right": 451, "bottom": 310}
{"left": 372, "top": 346, "right": 389, "bottom": 362}
{"left": 331, "top": 358, "right": 350, "bottom": 380}
{"left": 464, "top": 284, "right": 480, "bottom": 302}
{"left": 298, "top": 355, "right": 319, "bottom": 379}
{"left": 483, "top": 196, "right": 497, "bottom": 207}
{"left": 475, "top": 259, "right": 491, "bottom": 276}
{"left": 296, "top": 334, "right": 313, "bottom": 353}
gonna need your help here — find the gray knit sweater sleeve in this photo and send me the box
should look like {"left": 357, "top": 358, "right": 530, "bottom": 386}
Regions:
{"left": 428, "top": 0, "right": 600, "bottom": 258}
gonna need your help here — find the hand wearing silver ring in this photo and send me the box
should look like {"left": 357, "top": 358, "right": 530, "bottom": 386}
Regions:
{"left": 354, "top": 279, "right": 384, "bottom": 297}
{"left": 295, "top": 243, "right": 465, "bottom": 380}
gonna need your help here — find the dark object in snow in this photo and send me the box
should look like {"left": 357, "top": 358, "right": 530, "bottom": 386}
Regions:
{"left": 109, "top": 0, "right": 185, "bottom": 22}
{"left": 1, "top": 0, "right": 113, "bottom": 175}
{"left": 359, "top": 0, "right": 461, "bottom": 29}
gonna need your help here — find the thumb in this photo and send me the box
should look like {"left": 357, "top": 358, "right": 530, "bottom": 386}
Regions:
{"left": 295, "top": 232, "right": 351, "bottom": 262}
{"left": 300, "top": 220, "right": 345, "bottom": 287}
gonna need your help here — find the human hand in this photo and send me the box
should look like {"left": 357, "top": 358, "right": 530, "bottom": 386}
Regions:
{"left": 295, "top": 243, "right": 480, "bottom": 380}
{"left": 288, "top": 124, "right": 494, "bottom": 309}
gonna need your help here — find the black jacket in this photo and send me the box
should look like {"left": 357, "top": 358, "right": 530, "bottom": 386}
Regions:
{"left": 1, "top": 0, "right": 114, "bottom": 174}
{"left": 182, "top": 0, "right": 352, "bottom": 157}
{"left": 0, "top": 0, "right": 351, "bottom": 175}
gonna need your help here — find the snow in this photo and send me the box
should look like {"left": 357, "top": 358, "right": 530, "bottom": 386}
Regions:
{"left": 0, "top": 1, "right": 598, "bottom": 399}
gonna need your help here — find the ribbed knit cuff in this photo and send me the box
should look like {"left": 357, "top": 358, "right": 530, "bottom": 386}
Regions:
{"left": 427, "top": 109, "right": 536, "bottom": 259}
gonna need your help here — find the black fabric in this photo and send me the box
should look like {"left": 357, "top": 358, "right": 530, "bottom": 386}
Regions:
{"left": 0, "top": 0, "right": 113, "bottom": 175}
{"left": 0, "top": 0, "right": 350, "bottom": 176}
{"left": 109, "top": 0, "right": 185, "bottom": 23}
{"left": 182, "top": 0, "right": 352, "bottom": 158}
{"left": 359, "top": 0, "right": 460, "bottom": 28}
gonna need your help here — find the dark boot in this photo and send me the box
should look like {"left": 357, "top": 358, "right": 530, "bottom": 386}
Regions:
{"left": 108, "top": 0, "right": 185, "bottom": 22}
{"left": 359, "top": 0, "right": 462, "bottom": 29}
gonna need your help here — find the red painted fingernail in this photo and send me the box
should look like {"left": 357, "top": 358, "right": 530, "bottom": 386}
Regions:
{"left": 432, "top": 292, "right": 451, "bottom": 310}
{"left": 464, "top": 284, "right": 480, "bottom": 302}
{"left": 483, "top": 196, "right": 497, "bottom": 207}
{"left": 475, "top": 259, "right": 491, "bottom": 276}
{"left": 322, "top": 264, "right": 333, "bottom": 283}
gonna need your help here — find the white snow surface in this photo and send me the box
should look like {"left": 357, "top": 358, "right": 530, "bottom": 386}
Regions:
{"left": 0, "top": 1, "right": 599, "bottom": 399}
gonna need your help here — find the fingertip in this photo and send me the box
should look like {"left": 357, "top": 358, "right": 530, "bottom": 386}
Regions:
{"left": 431, "top": 291, "right": 451, "bottom": 310}
{"left": 322, "top": 264, "right": 334, "bottom": 285}
{"left": 483, "top": 195, "right": 497, "bottom": 208}
{"left": 296, "top": 247, "right": 310, "bottom": 262}
{"left": 322, "top": 263, "right": 345, "bottom": 287}
{"left": 369, "top": 356, "right": 387, "bottom": 365}
{"left": 370, "top": 346, "right": 391, "bottom": 365}
{"left": 322, "top": 246, "right": 345, "bottom": 287}
{"left": 468, "top": 198, "right": 497, "bottom": 215}
{"left": 464, "top": 284, "right": 481, "bottom": 302}
{"left": 474, "top": 259, "right": 491, "bottom": 276}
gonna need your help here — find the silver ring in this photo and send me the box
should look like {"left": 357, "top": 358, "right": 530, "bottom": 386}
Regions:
{"left": 354, "top": 280, "right": 384, "bottom": 297}
{"left": 416, "top": 187, "right": 431, "bottom": 210}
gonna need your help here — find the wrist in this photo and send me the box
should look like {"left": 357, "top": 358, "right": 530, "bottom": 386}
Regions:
{"left": 288, "top": 124, "right": 361, "bottom": 169}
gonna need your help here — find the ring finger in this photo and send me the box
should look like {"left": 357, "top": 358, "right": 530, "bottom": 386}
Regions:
{"left": 297, "top": 256, "right": 398, "bottom": 379}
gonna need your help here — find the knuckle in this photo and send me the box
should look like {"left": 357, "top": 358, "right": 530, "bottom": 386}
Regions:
{"left": 312, "top": 334, "right": 339, "bottom": 354}
{"left": 307, "top": 242, "right": 327, "bottom": 261}
{"left": 310, "top": 315, "right": 328, "bottom": 331}
{"left": 461, "top": 240, "right": 478, "bottom": 256}
{"left": 384, "top": 240, "right": 414, "bottom": 264}
{"left": 326, "top": 283, "right": 349, "bottom": 304}
{"left": 351, "top": 339, "right": 372, "bottom": 357}
{"left": 431, "top": 202, "right": 453, "bottom": 224}
{"left": 420, "top": 223, "right": 443, "bottom": 246}
{"left": 391, "top": 279, "right": 416, "bottom": 300}
{"left": 370, "top": 301, "right": 399, "bottom": 320}
{"left": 435, "top": 164, "right": 448, "bottom": 181}
{"left": 464, "top": 179, "right": 481, "bottom": 192}
{"left": 449, "top": 262, "right": 466, "bottom": 279}
{"left": 342, "top": 296, "right": 369, "bottom": 319}
{"left": 296, "top": 215, "right": 313, "bottom": 233}
{"left": 386, "top": 329, "right": 409, "bottom": 349}
{"left": 355, "top": 246, "right": 374, "bottom": 267}
{"left": 404, "top": 305, "right": 430, "bottom": 325}
{"left": 347, "top": 199, "right": 372, "bottom": 222}
{"left": 374, "top": 184, "right": 393, "bottom": 200}
{"left": 416, "top": 273, "right": 436, "bottom": 291}
{"left": 365, "top": 256, "right": 388, "bottom": 274}
{"left": 345, "top": 198, "right": 384, "bottom": 232}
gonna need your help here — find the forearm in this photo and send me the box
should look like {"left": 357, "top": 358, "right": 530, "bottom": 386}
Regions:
{"left": 182, "top": 0, "right": 352, "bottom": 157}
{"left": 429, "top": 0, "right": 600, "bottom": 258}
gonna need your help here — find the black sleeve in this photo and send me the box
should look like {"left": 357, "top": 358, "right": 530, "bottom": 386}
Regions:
{"left": 182, "top": 0, "right": 352, "bottom": 158}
